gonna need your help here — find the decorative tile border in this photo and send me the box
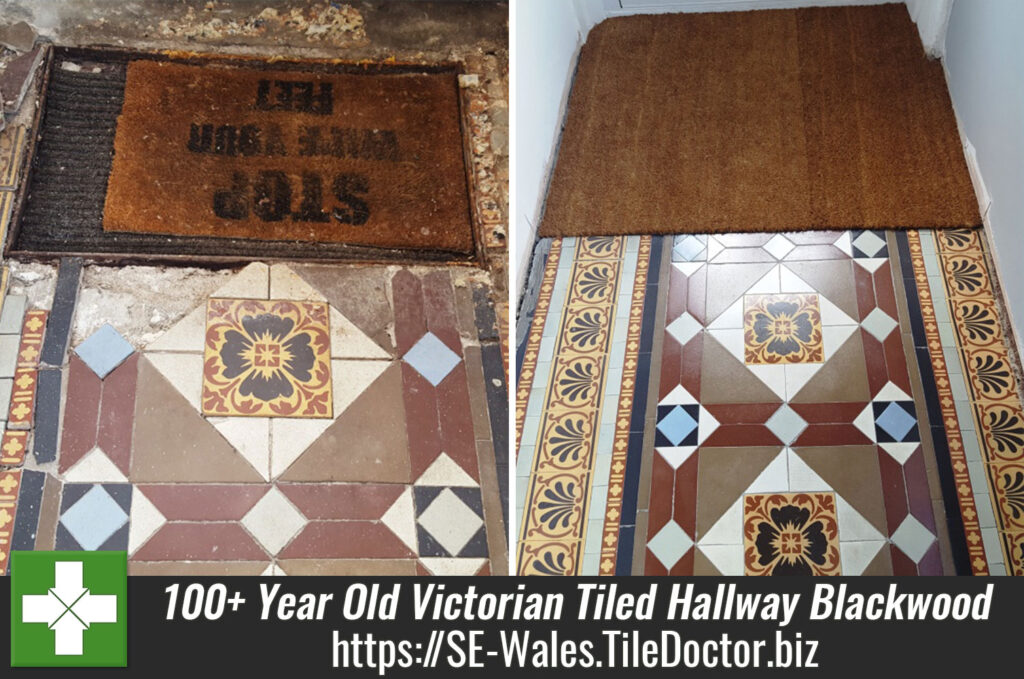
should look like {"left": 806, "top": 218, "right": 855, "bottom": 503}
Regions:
{"left": 599, "top": 236, "right": 652, "bottom": 574}
{"left": 517, "top": 237, "right": 628, "bottom": 575}
{"left": 0, "top": 430, "right": 27, "bottom": 465}
{"left": 0, "top": 125, "right": 26, "bottom": 188}
{"left": 904, "top": 230, "right": 987, "bottom": 574}
{"left": 929, "top": 229, "right": 1024, "bottom": 575}
{"left": 0, "top": 469, "right": 21, "bottom": 574}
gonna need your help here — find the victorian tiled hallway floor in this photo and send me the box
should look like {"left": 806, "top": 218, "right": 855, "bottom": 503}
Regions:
{"left": 0, "top": 260, "right": 510, "bottom": 576}
{"left": 516, "top": 229, "right": 1024, "bottom": 576}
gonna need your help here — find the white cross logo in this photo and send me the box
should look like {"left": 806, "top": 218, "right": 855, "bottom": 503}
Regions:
{"left": 21, "top": 561, "right": 118, "bottom": 655}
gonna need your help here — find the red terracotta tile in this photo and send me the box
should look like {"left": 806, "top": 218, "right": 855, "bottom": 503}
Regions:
{"left": 917, "top": 542, "right": 943, "bottom": 575}
{"left": 137, "top": 485, "right": 268, "bottom": 521}
{"left": 6, "top": 368, "right": 37, "bottom": 429}
{"left": 278, "top": 484, "right": 405, "bottom": 520}
{"left": 679, "top": 333, "right": 703, "bottom": 401}
{"left": 890, "top": 544, "right": 918, "bottom": 576}
{"left": 872, "top": 262, "right": 900, "bottom": 320}
{"left": 903, "top": 448, "right": 937, "bottom": 533}
{"left": 643, "top": 547, "right": 668, "bottom": 575}
{"left": 789, "top": 402, "right": 869, "bottom": 424}
{"left": 58, "top": 355, "right": 102, "bottom": 474}
{"left": 861, "top": 330, "right": 890, "bottom": 396}
{"left": 666, "top": 266, "right": 689, "bottom": 323}
{"left": 437, "top": 363, "right": 481, "bottom": 481}
{"left": 792, "top": 424, "right": 872, "bottom": 446}
{"left": 854, "top": 265, "right": 876, "bottom": 321}
{"left": 711, "top": 247, "right": 776, "bottom": 264}
{"left": 402, "top": 362, "right": 442, "bottom": 480}
{"left": 702, "top": 424, "right": 778, "bottom": 447}
{"left": 686, "top": 266, "right": 708, "bottom": 325}
{"left": 280, "top": 522, "right": 415, "bottom": 559}
{"left": 16, "top": 310, "right": 47, "bottom": 368}
{"left": 0, "top": 430, "right": 28, "bottom": 465}
{"left": 658, "top": 335, "right": 682, "bottom": 402}
{"left": 668, "top": 547, "right": 695, "bottom": 576}
{"left": 877, "top": 448, "right": 909, "bottom": 536}
{"left": 132, "top": 523, "right": 266, "bottom": 561}
{"left": 423, "top": 270, "right": 461, "bottom": 355}
{"left": 97, "top": 353, "right": 138, "bottom": 476}
{"left": 704, "top": 403, "right": 779, "bottom": 424}
{"left": 783, "top": 244, "right": 846, "bottom": 261}
{"left": 392, "top": 270, "right": 426, "bottom": 355}
{"left": 883, "top": 332, "right": 912, "bottom": 394}
{"left": 646, "top": 455, "right": 675, "bottom": 537}
{"left": 673, "top": 454, "right": 699, "bottom": 537}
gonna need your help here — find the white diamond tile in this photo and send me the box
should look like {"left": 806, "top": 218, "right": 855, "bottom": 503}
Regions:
{"left": 656, "top": 446, "right": 697, "bottom": 470}
{"left": 64, "top": 447, "right": 128, "bottom": 483}
{"left": 698, "top": 544, "right": 744, "bottom": 576}
{"left": 127, "top": 488, "right": 166, "bottom": 557}
{"left": 853, "top": 258, "right": 887, "bottom": 273}
{"left": 241, "top": 487, "right": 307, "bottom": 556}
{"left": 417, "top": 489, "right": 483, "bottom": 556}
{"left": 890, "top": 515, "right": 936, "bottom": 562}
{"left": 672, "top": 262, "right": 705, "bottom": 278}
{"left": 666, "top": 312, "right": 703, "bottom": 345}
{"left": 861, "top": 308, "right": 899, "bottom": 342}
{"left": 647, "top": 520, "right": 693, "bottom": 569}
{"left": 833, "top": 232, "right": 853, "bottom": 257}
{"left": 658, "top": 384, "right": 698, "bottom": 406}
{"left": 416, "top": 453, "right": 477, "bottom": 487}
{"left": 381, "top": 487, "right": 418, "bottom": 553}
{"left": 763, "top": 234, "right": 796, "bottom": 260}
{"left": 853, "top": 231, "right": 887, "bottom": 257}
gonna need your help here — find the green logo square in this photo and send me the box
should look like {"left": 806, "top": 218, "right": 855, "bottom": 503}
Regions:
{"left": 10, "top": 551, "right": 128, "bottom": 667}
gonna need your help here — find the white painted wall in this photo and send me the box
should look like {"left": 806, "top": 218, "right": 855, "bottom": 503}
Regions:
{"left": 513, "top": 0, "right": 603, "bottom": 296}
{"left": 944, "top": 0, "right": 1024, "bottom": 347}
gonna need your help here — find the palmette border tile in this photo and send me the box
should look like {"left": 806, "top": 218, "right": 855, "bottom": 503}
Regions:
{"left": 931, "top": 228, "right": 1024, "bottom": 575}
{"left": 906, "top": 230, "right": 988, "bottom": 574}
{"left": 517, "top": 237, "right": 626, "bottom": 575}
{"left": 598, "top": 236, "right": 652, "bottom": 575}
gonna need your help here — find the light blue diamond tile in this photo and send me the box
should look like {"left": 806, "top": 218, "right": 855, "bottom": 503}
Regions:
{"left": 876, "top": 402, "right": 916, "bottom": 441}
{"left": 403, "top": 331, "right": 462, "bottom": 386}
{"left": 74, "top": 324, "right": 136, "bottom": 379}
{"left": 59, "top": 485, "right": 129, "bottom": 551}
{"left": 657, "top": 406, "right": 698, "bottom": 446}
{"left": 672, "top": 235, "right": 707, "bottom": 262}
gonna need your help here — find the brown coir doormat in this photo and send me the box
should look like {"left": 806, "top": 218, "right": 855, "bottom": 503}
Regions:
{"left": 11, "top": 47, "right": 475, "bottom": 263}
{"left": 105, "top": 59, "right": 472, "bottom": 252}
{"left": 540, "top": 3, "right": 980, "bottom": 237}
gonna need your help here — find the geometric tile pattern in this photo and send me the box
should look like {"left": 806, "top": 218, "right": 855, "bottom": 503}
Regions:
{"left": 913, "top": 228, "right": 1024, "bottom": 575}
{"left": 73, "top": 323, "right": 135, "bottom": 379}
{"left": 641, "top": 230, "right": 944, "bottom": 576}
{"left": 8, "top": 259, "right": 505, "bottom": 577}
{"left": 201, "top": 299, "right": 333, "bottom": 418}
{"left": 742, "top": 492, "right": 841, "bottom": 576}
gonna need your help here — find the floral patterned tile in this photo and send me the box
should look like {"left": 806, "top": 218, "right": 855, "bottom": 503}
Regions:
{"left": 743, "top": 293, "right": 824, "bottom": 365}
{"left": 202, "top": 299, "right": 333, "bottom": 418}
{"left": 742, "top": 491, "right": 842, "bottom": 576}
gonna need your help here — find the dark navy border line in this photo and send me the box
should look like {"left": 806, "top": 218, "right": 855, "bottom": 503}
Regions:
{"left": 894, "top": 230, "right": 971, "bottom": 575}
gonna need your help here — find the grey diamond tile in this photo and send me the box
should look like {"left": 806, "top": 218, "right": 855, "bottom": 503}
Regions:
{"left": 74, "top": 324, "right": 135, "bottom": 379}
{"left": 403, "top": 332, "right": 462, "bottom": 386}
{"left": 765, "top": 404, "right": 808, "bottom": 445}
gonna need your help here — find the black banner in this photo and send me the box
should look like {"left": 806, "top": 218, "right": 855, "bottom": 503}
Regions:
{"left": 2, "top": 577, "right": 1017, "bottom": 675}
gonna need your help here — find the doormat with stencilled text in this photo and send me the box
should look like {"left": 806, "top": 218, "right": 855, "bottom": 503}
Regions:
{"left": 11, "top": 48, "right": 477, "bottom": 262}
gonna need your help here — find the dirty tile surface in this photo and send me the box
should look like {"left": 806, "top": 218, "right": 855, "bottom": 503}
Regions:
{"left": 517, "top": 229, "right": 1024, "bottom": 577}
{"left": 7, "top": 262, "right": 508, "bottom": 576}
